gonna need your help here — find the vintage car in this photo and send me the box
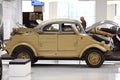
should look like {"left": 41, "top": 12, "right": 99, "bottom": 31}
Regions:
{"left": 4, "top": 18, "right": 111, "bottom": 68}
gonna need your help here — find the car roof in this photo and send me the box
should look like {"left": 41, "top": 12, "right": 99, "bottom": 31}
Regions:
{"left": 35, "top": 18, "right": 81, "bottom": 29}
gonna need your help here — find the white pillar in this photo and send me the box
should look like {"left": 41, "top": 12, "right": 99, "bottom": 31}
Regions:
{"left": 3, "top": 0, "right": 22, "bottom": 40}
{"left": 96, "top": 0, "right": 107, "bottom": 22}
{"left": 43, "top": 1, "right": 69, "bottom": 20}
{"left": 3, "top": 1, "right": 12, "bottom": 40}
{"left": 18, "top": 0, "right": 22, "bottom": 24}
{"left": 107, "top": 4, "right": 116, "bottom": 20}
{"left": 43, "top": 2, "right": 49, "bottom": 21}
{"left": 43, "top": 1, "right": 59, "bottom": 20}
{"left": 49, "top": 1, "right": 58, "bottom": 19}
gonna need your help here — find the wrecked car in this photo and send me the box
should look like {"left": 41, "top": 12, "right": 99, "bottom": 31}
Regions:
{"left": 4, "top": 18, "right": 111, "bottom": 68}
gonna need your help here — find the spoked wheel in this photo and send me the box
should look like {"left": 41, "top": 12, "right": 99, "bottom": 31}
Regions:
{"left": 17, "top": 51, "right": 30, "bottom": 59}
{"left": 85, "top": 49, "right": 105, "bottom": 68}
{"left": 12, "top": 46, "right": 37, "bottom": 64}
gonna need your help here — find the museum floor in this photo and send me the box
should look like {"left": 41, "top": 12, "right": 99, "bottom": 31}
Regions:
{"left": 2, "top": 60, "right": 120, "bottom": 80}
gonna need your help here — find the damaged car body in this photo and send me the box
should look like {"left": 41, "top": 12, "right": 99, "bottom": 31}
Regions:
{"left": 86, "top": 20, "right": 120, "bottom": 51}
{"left": 4, "top": 18, "right": 112, "bottom": 68}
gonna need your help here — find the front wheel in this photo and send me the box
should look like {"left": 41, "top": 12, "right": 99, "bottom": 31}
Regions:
{"left": 85, "top": 49, "right": 105, "bottom": 68}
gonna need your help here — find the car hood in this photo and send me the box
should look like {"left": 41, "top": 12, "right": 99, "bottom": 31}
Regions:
{"left": 85, "top": 20, "right": 119, "bottom": 32}
{"left": 11, "top": 27, "right": 36, "bottom": 35}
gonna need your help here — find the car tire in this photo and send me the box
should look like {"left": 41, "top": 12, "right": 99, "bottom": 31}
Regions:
{"left": 12, "top": 46, "right": 36, "bottom": 64}
{"left": 85, "top": 49, "right": 104, "bottom": 68}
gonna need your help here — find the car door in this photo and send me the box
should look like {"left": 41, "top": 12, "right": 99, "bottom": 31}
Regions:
{"left": 39, "top": 23, "right": 59, "bottom": 57}
{"left": 57, "top": 23, "right": 78, "bottom": 57}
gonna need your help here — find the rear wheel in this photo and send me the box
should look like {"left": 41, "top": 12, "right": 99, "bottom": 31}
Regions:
{"left": 85, "top": 49, "right": 104, "bottom": 68}
{"left": 12, "top": 46, "right": 37, "bottom": 64}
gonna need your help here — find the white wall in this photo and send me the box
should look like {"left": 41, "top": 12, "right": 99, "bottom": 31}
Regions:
{"left": 43, "top": 1, "right": 95, "bottom": 27}
{"left": 22, "top": 1, "right": 33, "bottom": 12}
{"left": 107, "top": 4, "right": 116, "bottom": 20}
{"left": 96, "top": 0, "right": 107, "bottom": 22}
{"left": 49, "top": 1, "right": 58, "bottom": 19}
{"left": 3, "top": 0, "right": 22, "bottom": 40}
{"left": 42, "top": 2, "right": 49, "bottom": 20}
{"left": 107, "top": 1, "right": 120, "bottom": 25}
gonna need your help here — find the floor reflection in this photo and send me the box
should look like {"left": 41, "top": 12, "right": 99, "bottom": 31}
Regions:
{"left": 9, "top": 74, "right": 31, "bottom": 80}
{"left": 2, "top": 60, "right": 120, "bottom": 80}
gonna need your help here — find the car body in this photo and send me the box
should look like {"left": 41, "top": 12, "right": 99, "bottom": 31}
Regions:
{"left": 5, "top": 18, "right": 111, "bottom": 67}
{"left": 86, "top": 20, "right": 120, "bottom": 51}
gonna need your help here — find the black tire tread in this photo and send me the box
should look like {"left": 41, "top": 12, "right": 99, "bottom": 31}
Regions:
{"left": 85, "top": 49, "right": 104, "bottom": 68}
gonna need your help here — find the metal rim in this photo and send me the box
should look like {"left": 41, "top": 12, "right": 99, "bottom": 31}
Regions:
{"left": 88, "top": 52, "right": 101, "bottom": 65}
{"left": 17, "top": 52, "right": 30, "bottom": 59}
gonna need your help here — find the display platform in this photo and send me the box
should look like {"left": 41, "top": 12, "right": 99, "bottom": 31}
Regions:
{"left": 1, "top": 54, "right": 14, "bottom": 64}
{"left": 9, "top": 59, "right": 31, "bottom": 76}
{"left": 1, "top": 54, "right": 14, "bottom": 60}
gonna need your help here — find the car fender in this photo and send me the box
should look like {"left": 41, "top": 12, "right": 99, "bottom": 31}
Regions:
{"left": 9, "top": 42, "right": 38, "bottom": 57}
{"left": 79, "top": 44, "right": 109, "bottom": 58}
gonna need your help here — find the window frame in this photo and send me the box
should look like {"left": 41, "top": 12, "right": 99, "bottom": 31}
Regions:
{"left": 42, "top": 23, "right": 60, "bottom": 33}
{"left": 60, "top": 23, "right": 76, "bottom": 34}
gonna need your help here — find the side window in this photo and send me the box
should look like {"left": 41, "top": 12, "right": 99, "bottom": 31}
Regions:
{"left": 62, "top": 23, "right": 75, "bottom": 33}
{"left": 43, "top": 24, "right": 59, "bottom": 32}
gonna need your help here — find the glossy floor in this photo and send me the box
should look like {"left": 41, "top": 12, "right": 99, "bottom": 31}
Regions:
{"left": 2, "top": 60, "right": 120, "bottom": 80}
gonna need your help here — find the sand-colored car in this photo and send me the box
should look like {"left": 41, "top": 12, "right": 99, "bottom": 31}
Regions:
{"left": 5, "top": 18, "right": 111, "bottom": 67}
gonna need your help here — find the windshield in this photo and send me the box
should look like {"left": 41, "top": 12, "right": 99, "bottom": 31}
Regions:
{"left": 76, "top": 24, "right": 86, "bottom": 34}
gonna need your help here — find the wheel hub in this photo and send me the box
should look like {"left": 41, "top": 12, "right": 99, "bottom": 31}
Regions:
{"left": 17, "top": 52, "right": 30, "bottom": 59}
{"left": 88, "top": 52, "right": 101, "bottom": 65}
